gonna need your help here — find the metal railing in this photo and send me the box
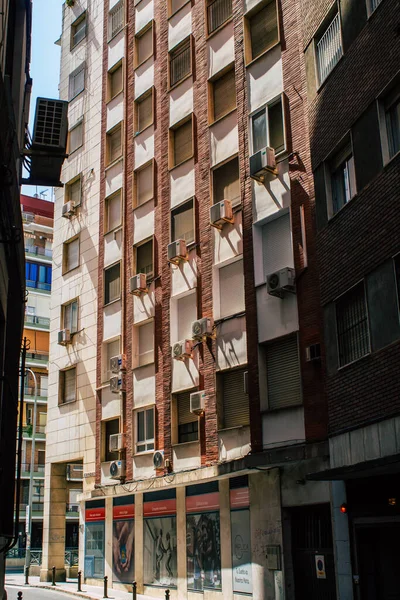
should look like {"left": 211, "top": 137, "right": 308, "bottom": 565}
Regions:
{"left": 7, "top": 548, "right": 78, "bottom": 566}
{"left": 25, "top": 352, "right": 49, "bottom": 363}
{"left": 316, "top": 13, "right": 342, "bottom": 84}
{"left": 24, "top": 314, "right": 50, "bottom": 329}
{"left": 66, "top": 503, "right": 79, "bottom": 513}
{"left": 24, "top": 385, "right": 48, "bottom": 398}
{"left": 170, "top": 41, "right": 191, "bottom": 87}
{"left": 65, "top": 549, "right": 79, "bottom": 566}
{"left": 207, "top": 0, "right": 232, "bottom": 34}
{"left": 19, "top": 462, "right": 45, "bottom": 474}
{"left": 26, "top": 280, "right": 51, "bottom": 292}
{"left": 20, "top": 424, "right": 46, "bottom": 437}
{"left": 19, "top": 503, "right": 43, "bottom": 513}
{"left": 24, "top": 246, "right": 52, "bottom": 259}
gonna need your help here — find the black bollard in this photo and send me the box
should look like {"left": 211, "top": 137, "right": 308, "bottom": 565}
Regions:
{"left": 132, "top": 581, "right": 137, "bottom": 600}
{"left": 52, "top": 566, "right": 56, "bottom": 586}
{"left": 103, "top": 575, "right": 108, "bottom": 598}
{"left": 24, "top": 565, "right": 29, "bottom": 585}
{"left": 77, "top": 570, "right": 82, "bottom": 592}
{"left": 165, "top": 589, "right": 170, "bottom": 600}
{"left": 17, "top": 592, "right": 23, "bottom": 600}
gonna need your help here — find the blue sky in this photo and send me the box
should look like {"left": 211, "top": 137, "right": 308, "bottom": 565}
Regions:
{"left": 22, "top": 0, "right": 64, "bottom": 199}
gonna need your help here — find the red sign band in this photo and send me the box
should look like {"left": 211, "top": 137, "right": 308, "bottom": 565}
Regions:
{"left": 186, "top": 492, "right": 220, "bottom": 513}
{"left": 113, "top": 505, "right": 135, "bottom": 520}
{"left": 85, "top": 507, "right": 105, "bottom": 522}
{"left": 143, "top": 498, "right": 176, "bottom": 517}
{"left": 230, "top": 487, "right": 250, "bottom": 509}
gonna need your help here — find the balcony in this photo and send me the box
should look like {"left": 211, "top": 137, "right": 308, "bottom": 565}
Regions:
{"left": 66, "top": 503, "right": 79, "bottom": 518}
{"left": 18, "top": 502, "right": 44, "bottom": 517}
{"left": 24, "top": 315, "right": 50, "bottom": 330}
{"left": 25, "top": 352, "right": 49, "bottom": 367}
{"left": 24, "top": 386, "right": 48, "bottom": 403}
{"left": 26, "top": 280, "right": 51, "bottom": 294}
{"left": 19, "top": 462, "right": 45, "bottom": 478}
{"left": 24, "top": 246, "right": 52, "bottom": 261}
{"left": 19, "top": 425, "right": 46, "bottom": 440}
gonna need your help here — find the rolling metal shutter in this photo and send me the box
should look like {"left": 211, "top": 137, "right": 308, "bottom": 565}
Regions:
{"left": 222, "top": 368, "right": 249, "bottom": 428}
{"left": 177, "top": 391, "right": 196, "bottom": 425}
{"left": 266, "top": 335, "right": 302, "bottom": 410}
{"left": 262, "top": 211, "right": 293, "bottom": 277}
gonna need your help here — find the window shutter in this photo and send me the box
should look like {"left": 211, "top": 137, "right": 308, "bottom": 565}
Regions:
{"left": 336, "top": 283, "right": 369, "bottom": 366}
{"left": 262, "top": 211, "right": 293, "bottom": 277}
{"left": 139, "top": 321, "right": 154, "bottom": 366}
{"left": 109, "top": 128, "right": 121, "bottom": 163}
{"left": 222, "top": 369, "right": 250, "bottom": 428}
{"left": 67, "top": 238, "right": 79, "bottom": 270}
{"left": 69, "top": 123, "right": 83, "bottom": 152}
{"left": 366, "top": 260, "right": 400, "bottom": 352}
{"left": 207, "top": 0, "right": 232, "bottom": 33}
{"left": 64, "top": 302, "right": 71, "bottom": 330}
{"left": 137, "top": 240, "right": 153, "bottom": 276}
{"left": 138, "top": 93, "right": 152, "bottom": 131}
{"left": 36, "top": 331, "right": 49, "bottom": 353}
{"left": 174, "top": 119, "right": 192, "bottom": 166}
{"left": 106, "top": 263, "right": 121, "bottom": 303}
{"left": 136, "top": 163, "right": 153, "bottom": 205}
{"left": 213, "top": 69, "right": 236, "bottom": 121}
{"left": 177, "top": 391, "right": 195, "bottom": 425}
{"left": 70, "top": 179, "right": 81, "bottom": 205}
{"left": 250, "top": 1, "right": 278, "bottom": 60}
{"left": 110, "top": 65, "right": 123, "bottom": 98}
{"left": 137, "top": 26, "right": 153, "bottom": 65}
{"left": 109, "top": 1, "right": 124, "bottom": 39}
{"left": 64, "top": 368, "right": 76, "bottom": 403}
{"left": 106, "top": 192, "right": 121, "bottom": 231}
{"left": 266, "top": 335, "right": 302, "bottom": 410}
{"left": 170, "top": 39, "right": 191, "bottom": 87}
{"left": 172, "top": 201, "right": 194, "bottom": 243}
{"left": 352, "top": 102, "right": 383, "bottom": 192}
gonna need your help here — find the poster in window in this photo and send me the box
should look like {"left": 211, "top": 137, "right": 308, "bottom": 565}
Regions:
{"left": 112, "top": 519, "right": 134, "bottom": 582}
{"left": 231, "top": 509, "right": 252, "bottom": 594}
{"left": 85, "top": 522, "right": 105, "bottom": 579}
{"left": 186, "top": 512, "right": 221, "bottom": 591}
{"left": 143, "top": 516, "right": 177, "bottom": 587}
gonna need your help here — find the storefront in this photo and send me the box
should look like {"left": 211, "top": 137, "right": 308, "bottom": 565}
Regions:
{"left": 230, "top": 477, "right": 252, "bottom": 595}
{"left": 112, "top": 495, "right": 134, "bottom": 583}
{"left": 84, "top": 499, "right": 105, "bottom": 579}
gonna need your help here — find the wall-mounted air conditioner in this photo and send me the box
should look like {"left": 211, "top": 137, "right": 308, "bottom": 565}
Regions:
{"left": 210, "top": 199, "right": 234, "bottom": 230}
{"left": 62, "top": 201, "right": 76, "bottom": 218}
{"left": 130, "top": 273, "right": 147, "bottom": 296}
{"left": 109, "top": 460, "right": 126, "bottom": 480}
{"left": 153, "top": 450, "right": 164, "bottom": 469}
{"left": 168, "top": 239, "right": 187, "bottom": 265}
{"left": 192, "top": 317, "right": 214, "bottom": 341}
{"left": 110, "top": 375, "right": 125, "bottom": 393}
{"left": 250, "top": 147, "right": 277, "bottom": 182}
{"left": 58, "top": 329, "right": 71, "bottom": 346}
{"left": 306, "top": 343, "right": 321, "bottom": 362}
{"left": 190, "top": 391, "right": 206, "bottom": 415}
{"left": 266, "top": 267, "right": 295, "bottom": 298}
{"left": 109, "top": 433, "right": 126, "bottom": 453}
{"left": 172, "top": 339, "right": 193, "bottom": 361}
{"left": 110, "top": 354, "right": 126, "bottom": 373}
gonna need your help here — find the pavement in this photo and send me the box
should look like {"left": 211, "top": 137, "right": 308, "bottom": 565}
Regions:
{"left": 5, "top": 575, "right": 162, "bottom": 600}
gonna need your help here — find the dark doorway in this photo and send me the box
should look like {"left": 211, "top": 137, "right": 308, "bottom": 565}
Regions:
{"left": 355, "top": 523, "right": 400, "bottom": 600}
{"left": 291, "top": 504, "right": 336, "bottom": 600}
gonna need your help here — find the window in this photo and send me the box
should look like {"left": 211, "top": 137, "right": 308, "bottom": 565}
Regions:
{"left": 219, "top": 259, "right": 245, "bottom": 318}
{"left": 108, "top": 0, "right": 124, "bottom": 40}
{"left": 104, "top": 263, "right": 121, "bottom": 304}
{"left": 171, "top": 198, "right": 194, "bottom": 244}
{"left": 219, "top": 368, "right": 249, "bottom": 428}
{"left": 135, "top": 23, "right": 153, "bottom": 68}
{"left": 62, "top": 299, "right": 78, "bottom": 333}
{"left": 212, "top": 157, "right": 240, "bottom": 206}
{"left": 369, "top": 0, "right": 382, "bottom": 12}
{"left": 68, "top": 121, "right": 83, "bottom": 154}
{"left": 244, "top": 0, "right": 279, "bottom": 64}
{"left": 71, "top": 12, "right": 86, "bottom": 49}
{"left": 133, "top": 160, "right": 154, "bottom": 207}
{"left": 329, "top": 142, "right": 356, "bottom": 216}
{"left": 175, "top": 391, "right": 198, "bottom": 443}
{"left": 251, "top": 96, "right": 285, "bottom": 154}
{"left": 65, "top": 176, "right": 81, "bottom": 205}
{"left": 209, "top": 67, "right": 236, "bottom": 122}
{"left": 105, "top": 190, "right": 122, "bottom": 232}
{"left": 26, "top": 261, "right": 52, "bottom": 291}
{"left": 316, "top": 12, "right": 342, "bottom": 85}
{"left": 104, "top": 418, "right": 119, "bottom": 461}
{"left": 135, "top": 407, "right": 154, "bottom": 453}
{"left": 63, "top": 237, "right": 80, "bottom": 274}
{"left": 59, "top": 367, "right": 76, "bottom": 405}
{"left": 207, "top": 0, "right": 232, "bottom": 34}
{"left": 385, "top": 86, "right": 400, "bottom": 159}
{"left": 336, "top": 283, "right": 370, "bottom": 367}
{"left": 265, "top": 335, "right": 301, "bottom": 409}
{"left": 108, "top": 62, "right": 123, "bottom": 101}
{"left": 169, "top": 37, "right": 191, "bottom": 88}
{"left": 69, "top": 64, "right": 85, "bottom": 100}
{"left": 135, "top": 321, "right": 154, "bottom": 366}
{"left": 169, "top": 116, "right": 193, "bottom": 168}
{"left": 134, "top": 239, "right": 154, "bottom": 279}
{"left": 135, "top": 88, "right": 153, "bottom": 133}
{"left": 105, "top": 338, "right": 120, "bottom": 382}
{"left": 106, "top": 124, "right": 122, "bottom": 165}
{"left": 169, "top": 0, "right": 189, "bottom": 16}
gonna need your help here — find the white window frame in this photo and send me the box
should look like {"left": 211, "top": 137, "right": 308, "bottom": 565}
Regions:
{"left": 315, "top": 10, "right": 343, "bottom": 86}
{"left": 135, "top": 406, "right": 155, "bottom": 453}
{"left": 249, "top": 94, "right": 287, "bottom": 156}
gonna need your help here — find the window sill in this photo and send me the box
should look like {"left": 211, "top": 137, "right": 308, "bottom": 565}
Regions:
{"left": 134, "top": 54, "right": 154, "bottom": 71}
{"left": 133, "top": 196, "right": 155, "bottom": 211}
{"left": 133, "top": 450, "right": 154, "bottom": 457}
{"left": 206, "top": 16, "right": 233, "bottom": 39}
{"left": 103, "top": 297, "right": 122, "bottom": 308}
{"left": 68, "top": 90, "right": 84, "bottom": 104}
{"left": 209, "top": 106, "right": 237, "bottom": 127}
{"left": 70, "top": 37, "right": 87, "bottom": 52}
{"left": 245, "top": 40, "right": 280, "bottom": 69}
{"left": 132, "top": 360, "right": 155, "bottom": 371}
{"left": 218, "top": 425, "right": 247, "bottom": 433}
{"left": 168, "top": 0, "right": 193, "bottom": 18}
{"left": 168, "top": 154, "right": 194, "bottom": 172}
{"left": 172, "top": 439, "right": 199, "bottom": 448}
{"left": 106, "top": 90, "right": 124, "bottom": 105}
{"left": 105, "top": 156, "right": 123, "bottom": 172}
{"left": 67, "top": 144, "right": 83, "bottom": 157}
{"left": 104, "top": 225, "right": 122, "bottom": 237}
{"left": 337, "top": 351, "right": 370, "bottom": 372}
{"left": 62, "top": 264, "right": 81, "bottom": 277}
{"left": 107, "top": 25, "right": 127, "bottom": 44}
{"left": 383, "top": 148, "right": 400, "bottom": 169}
{"left": 168, "top": 72, "right": 192, "bottom": 93}
{"left": 367, "top": 0, "right": 385, "bottom": 20}
{"left": 134, "top": 121, "right": 154, "bottom": 138}
{"left": 327, "top": 192, "right": 358, "bottom": 223}
{"left": 262, "top": 402, "right": 303, "bottom": 414}
{"left": 59, "top": 399, "right": 76, "bottom": 407}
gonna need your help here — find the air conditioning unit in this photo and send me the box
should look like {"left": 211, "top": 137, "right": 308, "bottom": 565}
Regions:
{"left": 109, "top": 433, "right": 126, "bottom": 453}
{"left": 168, "top": 239, "right": 187, "bottom": 265}
{"left": 210, "top": 200, "right": 234, "bottom": 230}
{"left": 130, "top": 273, "right": 147, "bottom": 296}
{"left": 153, "top": 450, "right": 164, "bottom": 469}
{"left": 58, "top": 329, "right": 71, "bottom": 345}
{"left": 306, "top": 343, "right": 321, "bottom": 362}
{"left": 172, "top": 339, "right": 193, "bottom": 361}
{"left": 249, "top": 146, "right": 277, "bottom": 182}
{"left": 33, "top": 98, "right": 69, "bottom": 150}
{"left": 266, "top": 267, "right": 296, "bottom": 298}
{"left": 109, "top": 460, "right": 126, "bottom": 480}
{"left": 190, "top": 391, "right": 206, "bottom": 415}
{"left": 62, "top": 201, "right": 75, "bottom": 218}
{"left": 110, "top": 354, "right": 126, "bottom": 373}
{"left": 192, "top": 317, "right": 214, "bottom": 341}
{"left": 110, "top": 375, "right": 125, "bottom": 393}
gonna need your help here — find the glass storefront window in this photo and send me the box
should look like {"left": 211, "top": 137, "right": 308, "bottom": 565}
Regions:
{"left": 186, "top": 512, "right": 221, "bottom": 591}
{"left": 144, "top": 516, "right": 177, "bottom": 587}
{"left": 231, "top": 509, "right": 252, "bottom": 594}
{"left": 85, "top": 522, "right": 105, "bottom": 578}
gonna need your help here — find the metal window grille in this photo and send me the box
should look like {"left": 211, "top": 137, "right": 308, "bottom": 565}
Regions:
{"left": 316, "top": 13, "right": 342, "bottom": 84}
{"left": 336, "top": 283, "right": 370, "bottom": 366}
{"left": 109, "top": 1, "right": 124, "bottom": 40}
{"left": 170, "top": 39, "right": 191, "bottom": 87}
{"left": 207, "top": 0, "right": 232, "bottom": 34}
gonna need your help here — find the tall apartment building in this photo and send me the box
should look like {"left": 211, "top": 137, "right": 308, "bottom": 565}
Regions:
{"left": 302, "top": 0, "right": 400, "bottom": 598}
{"left": 45, "top": 0, "right": 336, "bottom": 597}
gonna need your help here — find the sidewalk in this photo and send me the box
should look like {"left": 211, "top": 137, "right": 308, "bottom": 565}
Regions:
{"left": 5, "top": 575, "right": 161, "bottom": 600}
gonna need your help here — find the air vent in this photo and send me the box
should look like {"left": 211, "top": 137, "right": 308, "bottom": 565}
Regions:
{"left": 33, "top": 98, "right": 69, "bottom": 149}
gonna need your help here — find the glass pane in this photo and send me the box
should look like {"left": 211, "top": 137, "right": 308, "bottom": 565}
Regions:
{"left": 136, "top": 240, "right": 153, "bottom": 275}
{"left": 146, "top": 408, "right": 154, "bottom": 440}
{"left": 213, "top": 157, "right": 240, "bottom": 204}
{"left": 106, "top": 193, "right": 121, "bottom": 231}
{"left": 138, "top": 93, "right": 153, "bottom": 132}
{"left": 170, "top": 39, "right": 191, "bottom": 86}
{"left": 387, "top": 99, "right": 400, "bottom": 158}
{"left": 105, "top": 263, "right": 121, "bottom": 303}
{"left": 110, "top": 65, "right": 123, "bottom": 98}
{"left": 69, "top": 123, "right": 83, "bottom": 152}
{"left": 64, "top": 303, "right": 71, "bottom": 329}
{"left": 252, "top": 109, "right": 267, "bottom": 153}
{"left": 137, "top": 411, "right": 145, "bottom": 442}
{"left": 172, "top": 201, "right": 194, "bottom": 243}
{"left": 268, "top": 99, "right": 284, "bottom": 153}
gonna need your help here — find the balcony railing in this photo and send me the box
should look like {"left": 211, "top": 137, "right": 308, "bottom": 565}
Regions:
{"left": 19, "top": 425, "right": 46, "bottom": 438}
{"left": 19, "top": 502, "right": 43, "bottom": 513}
{"left": 24, "top": 246, "right": 52, "bottom": 259}
{"left": 207, "top": 0, "right": 232, "bottom": 34}
{"left": 26, "top": 280, "right": 51, "bottom": 292}
{"left": 66, "top": 503, "right": 79, "bottom": 514}
{"left": 316, "top": 13, "right": 342, "bottom": 84}
{"left": 24, "top": 386, "right": 48, "bottom": 399}
{"left": 19, "top": 462, "right": 45, "bottom": 475}
{"left": 25, "top": 352, "right": 49, "bottom": 365}
{"left": 7, "top": 548, "right": 78, "bottom": 566}
{"left": 24, "top": 314, "right": 50, "bottom": 329}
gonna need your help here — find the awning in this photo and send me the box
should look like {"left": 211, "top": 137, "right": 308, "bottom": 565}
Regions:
{"left": 307, "top": 453, "right": 400, "bottom": 481}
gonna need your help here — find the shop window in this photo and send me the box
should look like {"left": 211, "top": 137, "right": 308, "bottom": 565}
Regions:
{"left": 219, "top": 368, "right": 249, "bottom": 429}
{"left": 169, "top": 116, "right": 194, "bottom": 168}
{"left": 63, "top": 236, "right": 80, "bottom": 274}
{"left": 171, "top": 198, "right": 194, "bottom": 244}
{"left": 108, "top": 61, "right": 123, "bottom": 101}
{"left": 133, "top": 160, "right": 154, "bottom": 207}
{"left": 251, "top": 95, "right": 286, "bottom": 155}
{"left": 218, "top": 259, "right": 245, "bottom": 318}
{"left": 105, "top": 190, "right": 122, "bottom": 232}
{"left": 209, "top": 67, "right": 236, "bottom": 123}
{"left": 169, "top": 37, "right": 192, "bottom": 88}
{"left": 135, "top": 407, "right": 155, "bottom": 453}
{"left": 212, "top": 157, "right": 240, "bottom": 206}
{"left": 186, "top": 498, "right": 221, "bottom": 590}
{"left": 106, "top": 124, "right": 122, "bottom": 166}
{"left": 59, "top": 367, "right": 76, "bottom": 405}
{"left": 134, "top": 238, "right": 154, "bottom": 279}
{"left": 244, "top": 0, "right": 279, "bottom": 64}
{"left": 143, "top": 492, "right": 177, "bottom": 586}
{"left": 336, "top": 282, "right": 370, "bottom": 367}
{"left": 71, "top": 12, "right": 87, "bottom": 49}
{"left": 135, "top": 23, "right": 153, "bottom": 67}
{"left": 62, "top": 299, "right": 78, "bottom": 333}
{"left": 85, "top": 521, "right": 105, "bottom": 578}
{"left": 104, "top": 262, "right": 121, "bottom": 305}
{"left": 108, "top": 0, "right": 124, "bottom": 40}
{"left": 135, "top": 88, "right": 154, "bottom": 133}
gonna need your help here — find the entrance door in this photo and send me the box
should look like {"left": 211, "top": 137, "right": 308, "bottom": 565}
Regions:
{"left": 355, "top": 524, "right": 400, "bottom": 600}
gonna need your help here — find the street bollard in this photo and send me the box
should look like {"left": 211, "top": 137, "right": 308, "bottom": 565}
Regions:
{"left": 132, "top": 581, "right": 137, "bottom": 600}
{"left": 52, "top": 565, "right": 56, "bottom": 586}
{"left": 165, "top": 589, "right": 170, "bottom": 600}
{"left": 103, "top": 575, "right": 108, "bottom": 598}
{"left": 77, "top": 570, "right": 82, "bottom": 592}
{"left": 24, "top": 565, "right": 29, "bottom": 585}
{"left": 17, "top": 592, "right": 23, "bottom": 600}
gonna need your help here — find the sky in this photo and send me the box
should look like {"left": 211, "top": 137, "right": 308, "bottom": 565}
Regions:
{"left": 22, "top": 0, "right": 64, "bottom": 200}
